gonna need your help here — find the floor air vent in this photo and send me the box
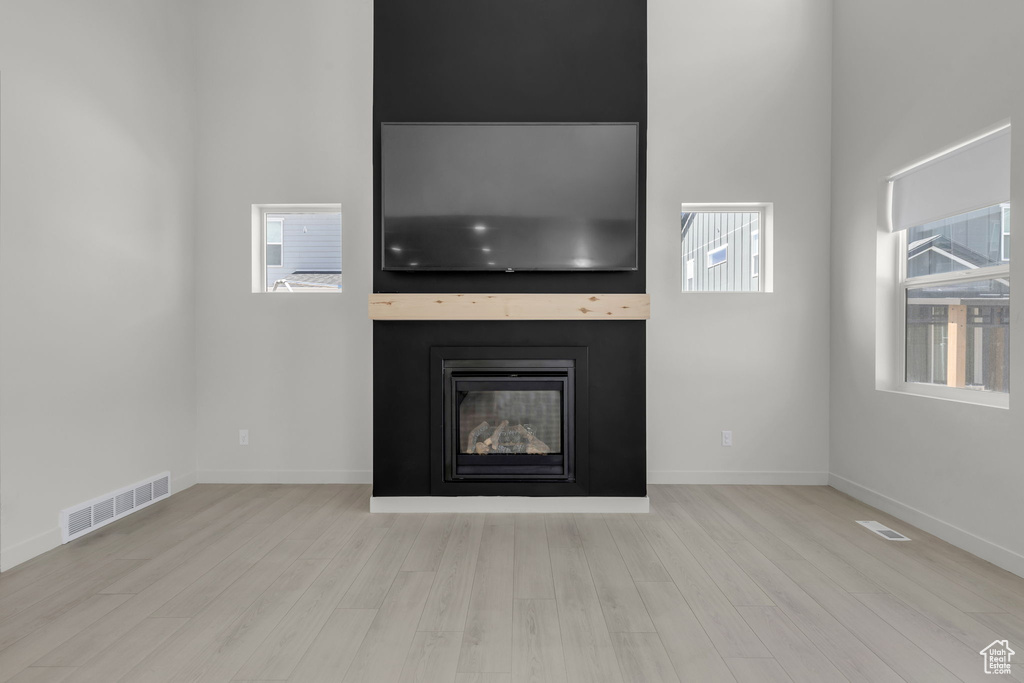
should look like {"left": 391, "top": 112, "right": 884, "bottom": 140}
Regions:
{"left": 60, "top": 472, "right": 171, "bottom": 543}
{"left": 857, "top": 520, "right": 910, "bottom": 541}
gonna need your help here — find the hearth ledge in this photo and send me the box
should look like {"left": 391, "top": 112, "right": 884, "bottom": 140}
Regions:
{"left": 369, "top": 495, "right": 649, "bottom": 513}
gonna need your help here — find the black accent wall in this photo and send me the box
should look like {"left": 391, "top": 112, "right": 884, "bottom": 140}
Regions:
{"left": 372, "top": 0, "right": 647, "bottom": 497}
{"left": 374, "top": 322, "right": 646, "bottom": 497}
{"left": 373, "top": 0, "right": 647, "bottom": 294}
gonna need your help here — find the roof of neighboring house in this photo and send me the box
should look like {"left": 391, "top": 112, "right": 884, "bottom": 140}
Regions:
{"left": 906, "top": 234, "right": 1009, "bottom": 302}
{"left": 272, "top": 271, "right": 342, "bottom": 290}
{"left": 907, "top": 234, "right": 992, "bottom": 269}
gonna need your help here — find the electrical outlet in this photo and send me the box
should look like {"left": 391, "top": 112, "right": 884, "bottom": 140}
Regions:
{"left": 239, "top": 429, "right": 249, "bottom": 446}
{"left": 721, "top": 430, "right": 733, "bottom": 447}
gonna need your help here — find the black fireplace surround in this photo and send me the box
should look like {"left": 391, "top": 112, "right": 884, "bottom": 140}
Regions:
{"left": 370, "top": 0, "right": 647, "bottom": 500}
{"left": 435, "top": 347, "right": 587, "bottom": 494}
{"left": 373, "top": 321, "right": 644, "bottom": 498}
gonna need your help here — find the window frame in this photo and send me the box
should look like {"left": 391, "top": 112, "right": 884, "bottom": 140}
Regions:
{"left": 877, "top": 121, "right": 1011, "bottom": 408}
{"left": 251, "top": 203, "right": 343, "bottom": 294}
{"left": 895, "top": 225, "right": 1010, "bottom": 407}
{"left": 679, "top": 202, "right": 773, "bottom": 293}
{"left": 706, "top": 243, "right": 729, "bottom": 269}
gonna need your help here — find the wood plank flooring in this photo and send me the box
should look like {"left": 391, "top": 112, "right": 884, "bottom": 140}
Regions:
{"left": 1, "top": 484, "right": 1022, "bottom": 682}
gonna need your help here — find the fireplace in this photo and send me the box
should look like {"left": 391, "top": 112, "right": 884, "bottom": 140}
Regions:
{"left": 430, "top": 346, "right": 589, "bottom": 496}
{"left": 443, "top": 359, "right": 574, "bottom": 482}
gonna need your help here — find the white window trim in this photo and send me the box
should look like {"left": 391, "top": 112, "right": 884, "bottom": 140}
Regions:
{"left": 679, "top": 202, "right": 773, "bottom": 293}
{"left": 884, "top": 228, "right": 1010, "bottom": 409}
{"left": 706, "top": 243, "right": 729, "bottom": 268}
{"left": 251, "top": 203, "right": 342, "bottom": 294}
{"left": 685, "top": 258, "right": 695, "bottom": 290}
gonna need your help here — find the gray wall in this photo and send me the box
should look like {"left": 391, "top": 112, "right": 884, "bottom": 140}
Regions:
{"left": 0, "top": 0, "right": 198, "bottom": 569}
{"left": 194, "top": 0, "right": 373, "bottom": 483}
{"left": 194, "top": 0, "right": 833, "bottom": 488}
{"left": 830, "top": 0, "right": 1024, "bottom": 574}
{"left": 12, "top": 0, "right": 1018, "bottom": 578}
{"left": 648, "top": 0, "right": 833, "bottom": 483}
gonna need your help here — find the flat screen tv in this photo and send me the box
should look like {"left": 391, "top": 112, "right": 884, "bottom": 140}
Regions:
{"left": 381, "top": 122, "right": 639, "bottom": 271}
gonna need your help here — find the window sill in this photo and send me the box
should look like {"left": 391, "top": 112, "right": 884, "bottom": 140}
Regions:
{"left": 260, "top": 289, "right": 343, "bottom": 294}
{"left": 877, "top": 382, "right": 1009, "bottom": 410}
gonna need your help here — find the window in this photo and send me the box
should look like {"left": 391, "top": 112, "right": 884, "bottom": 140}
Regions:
{"left": 681, "top": 203, "right": 771, "bottom": 292}
{"left": 251, "top": 204, "right": 342, "bottom": 293}
{"left": 707, "top": 244, "right": 728, "bottom": 268}
{"left": 266, "top": 218, "right": 283, "bottom": 267}
{"left": 888, "top": 124, "right": 1010, "bottom": 399}
{"left": 905, "top": 277, "right": 1009, "bottom": 392}
{"left": 903, "top": 213, "right": 1010, "bottom": 393}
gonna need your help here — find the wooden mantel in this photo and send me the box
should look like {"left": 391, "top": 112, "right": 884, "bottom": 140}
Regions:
{"left": 368, "top": 293, "right": 650, "bottom": 321}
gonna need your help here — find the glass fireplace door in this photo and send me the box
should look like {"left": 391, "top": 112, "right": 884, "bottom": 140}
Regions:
{"left": 443, "top": 361, "right": 575, "bottom": 482}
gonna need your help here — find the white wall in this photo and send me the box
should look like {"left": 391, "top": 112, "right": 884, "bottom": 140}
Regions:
{"left": 0, "top": 0, "right": 198, "bottom": 569}
{"left": 192, "top": 0, "right": 834, "bottom": 488}
{"left": 646, "top": 0, "right": 833, "bottom": 483}
{"left": 193, "top": 0, "right": 374, "bottom": 483}
{"left": 830, "top": 0, "right": 1024, "bottom": 576}
{"left": 20, "top": 0, "right": 1016, "bottom": 577}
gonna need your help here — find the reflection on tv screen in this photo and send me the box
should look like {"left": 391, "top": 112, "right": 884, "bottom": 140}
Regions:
{"left": 381, "top": 123, "right": 638, "bottom": 271}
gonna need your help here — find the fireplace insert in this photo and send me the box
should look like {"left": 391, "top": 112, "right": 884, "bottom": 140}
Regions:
{"left": 443, "top": 358, "right": 574, "bottom": 482}
{"left": 431, "top": 347, "right": 588, "bottom": 493}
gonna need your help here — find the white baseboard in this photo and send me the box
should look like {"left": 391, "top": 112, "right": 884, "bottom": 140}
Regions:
{"left": 647, "top": 470, "right": 829, "bottom": 485}
{"left": 172, "top": 471, "right": 197, "bottom": 493}
{"left": 370, "top": 495, "right": 650, "bottom": 513}
{"left": 197, "top": 470, "right": 373, "bottom": 484}
{"left": 829, "top": 473, "right": 1024, "bottom": 579}
{"left": 1, "top": 469, "right": 198, "bottom": 573}
{"left": 0, "top": 526, "right": 62, "bottom": 572}
{"left": 2, "top": 470, "right": 197, "bottom": 573}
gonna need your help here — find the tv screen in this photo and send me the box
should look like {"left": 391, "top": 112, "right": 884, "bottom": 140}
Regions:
{"left": 381, "top": 123, "right": 638, "bottom": 271}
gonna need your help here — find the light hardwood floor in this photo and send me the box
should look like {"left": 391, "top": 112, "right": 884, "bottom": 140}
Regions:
{"left": 1, "top": 484, "right": 1022, "bottom": 682}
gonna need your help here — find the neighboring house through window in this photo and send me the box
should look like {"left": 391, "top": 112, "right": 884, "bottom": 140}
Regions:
{"left": 681, "top": 203, "right": 772, "bottom": 292}
{"left": 751, "top": 229, "right": 760, "bottom": 280}
{"left": 266, "top": 217, "right": 283, "bottom": 268}
{"left": 1002, "top": 204, "right": 1011, "bottom": 261}
{"left": 252, "top": 204, "right": 343, "bottom": 293}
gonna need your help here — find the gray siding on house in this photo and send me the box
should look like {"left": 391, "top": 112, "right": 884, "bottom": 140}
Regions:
{"left": 266, "top": 212, "right": 342, "bottom": 289}
{"left": 681, "top": 210, "right": 760, "bottom": 292}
